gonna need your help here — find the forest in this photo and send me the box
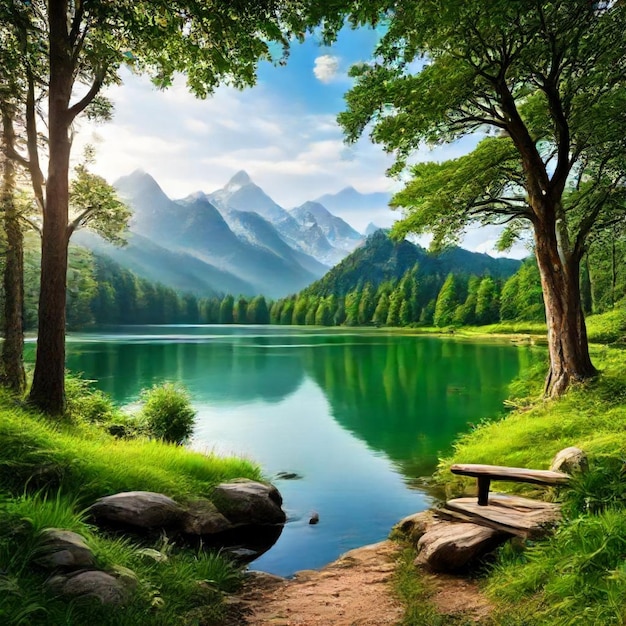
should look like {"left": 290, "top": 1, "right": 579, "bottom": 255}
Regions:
{"left": 11, "top": 229, "right": 625, "bottom": 332}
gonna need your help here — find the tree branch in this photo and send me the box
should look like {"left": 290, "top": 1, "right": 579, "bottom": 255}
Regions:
{"left": 66, "top": 205, "right": 95, "bottom": 237}
{"left": 67, "top": 71, "right": 105, "bottom": 122}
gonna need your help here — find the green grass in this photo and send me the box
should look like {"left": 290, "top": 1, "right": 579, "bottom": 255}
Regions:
{"left": 436, "top": 347, "right": 626, "bottom": 499}
{"left": 393, "top": 543, "right": 482, "bottom": 626}
{"left": 0, "top": 382, "right": 264, "bottom": 625}
{"left": 0, "top": 390, "right": 260, "bottom": 504}
{"left": 423, "top": 306, "right": 626, "bottom": 625}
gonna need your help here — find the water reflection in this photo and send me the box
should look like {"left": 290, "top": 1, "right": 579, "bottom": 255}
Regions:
{"left": 64, "top": 328, "right": 535, "bottom": 479}
{"left": 59, "top": 326, "right": 537, "bottom": 575}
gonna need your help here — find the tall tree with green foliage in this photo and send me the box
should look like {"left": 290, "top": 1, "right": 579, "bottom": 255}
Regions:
{"left": 434, "top": 274, "right": 459, "bottom": 328}
{"left": 475, "top": 277, "right": 499, "bottom": 325}
{"left": 3, "top": 0, "right": 309, "bottom": 413}
{"left": 329, "top": 1, "right": 626, "bottom": 395}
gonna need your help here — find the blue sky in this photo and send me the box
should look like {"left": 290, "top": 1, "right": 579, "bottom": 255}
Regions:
{"left": 78, "top": 25, "right": 517, "bottom": 252}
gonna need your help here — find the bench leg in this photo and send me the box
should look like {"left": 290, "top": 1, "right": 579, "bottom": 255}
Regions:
{"left": 477, "top": 477, "right": 491, "bottom": 506}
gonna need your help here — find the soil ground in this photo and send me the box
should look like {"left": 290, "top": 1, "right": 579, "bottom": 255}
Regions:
{"left": 228, "top": 540, "right": 492, "bottom": 626}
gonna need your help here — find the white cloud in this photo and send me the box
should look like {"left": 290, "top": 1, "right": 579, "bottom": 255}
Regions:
{"left": 72, "top": 72, "right": 522, "bottom": 257}
{"left": 313, "top": 55, "right": 341, "bottom": 83}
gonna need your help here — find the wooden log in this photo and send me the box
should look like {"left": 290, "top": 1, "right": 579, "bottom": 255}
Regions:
{"left": 415, "top": 521, "right": 508, "bottom": 572}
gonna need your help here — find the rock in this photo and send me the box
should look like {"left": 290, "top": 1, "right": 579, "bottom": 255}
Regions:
{"left": 392, "top": 510, "right": 440, "bottom": 544}
{"left": 35, "top": 529, "right": 96, "bottom": 570}
{"left": 212, "top": 479, "right": 286, "bottom": 525}
{"left": 415, "top": 521, "right": 508, "bottom": 572}
{"left": 550, "top": 447, "right": 588, "bottom": 474}
{"left": 110, "top": 565, "right": 138, "bottom": 590}
{"left": 47, "top": 569, "right": 129, "bottom": 605}
{"left": 89, "top": 491, "right": 186, "bottom": 530}
{"left": 182, "top": 499, "right": 233, "bottom": 536}
{"left": 275, "top": 471, "right": 302, "bottom": 480}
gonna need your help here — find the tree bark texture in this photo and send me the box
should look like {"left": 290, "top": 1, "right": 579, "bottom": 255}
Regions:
{"left": 28, "top": 0, "right": 72, "bottom": 413}
{"left": 533, "top": 215, "right": 597, "bottom": 398}
{"left": 0, "top": 114, "right": 26, "bottom": 394}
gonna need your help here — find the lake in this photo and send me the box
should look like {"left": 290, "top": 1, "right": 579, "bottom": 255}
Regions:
{"left": 55, "top": 326, "right": 534, "bottom": 577}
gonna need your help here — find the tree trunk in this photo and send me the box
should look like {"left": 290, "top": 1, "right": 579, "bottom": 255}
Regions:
{"left": 0, "top": 114, "right": 26, "bottom": 395}
{"left": 533, "top": 226, "right": 597, "bottom": 398}
{"left": 28, "top": 0, "right": 72, "bottom": 414}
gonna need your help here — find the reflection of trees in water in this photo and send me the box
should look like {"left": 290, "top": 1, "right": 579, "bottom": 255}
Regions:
{"left": 303, "top": 336, "right": 534, "bottom": 478}
{"left": 67, "top": 337, "right": 305, "bottom": 405}
{"left": 66, "top": 332, "right": 538, "bottom": 481}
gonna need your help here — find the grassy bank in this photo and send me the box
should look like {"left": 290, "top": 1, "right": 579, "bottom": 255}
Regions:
{"left": 0, "top": 388, "right": 262, "bottom": 625}
{"left": 398, "top": 307, "right": 626, "bottom": 625}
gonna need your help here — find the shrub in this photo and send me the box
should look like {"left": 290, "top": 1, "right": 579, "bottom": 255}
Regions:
{"left": 65, "top": 374, "right": 119, "bottom": 425}
{"left": 139, "top": 383, "right": 196, "bottom": 445}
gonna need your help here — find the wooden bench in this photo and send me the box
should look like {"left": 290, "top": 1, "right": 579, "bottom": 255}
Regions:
{"left": 450, "top": 463, "right": 571, "bottom": 506}
{"left": 437, "top": 463, "right": 571, "bottom": 538}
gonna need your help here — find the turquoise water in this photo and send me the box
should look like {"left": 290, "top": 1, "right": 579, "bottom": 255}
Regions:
{"left": 54, "top": 325, "right": 533, "bottom": 576}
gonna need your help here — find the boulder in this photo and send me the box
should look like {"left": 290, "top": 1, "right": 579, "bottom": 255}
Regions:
{"left": 89, "top": 491, "right": 186, "bottom": 530}
{"left": 392, "top": 510, "right": 440, "bottom": 544}
{"left": 550, "top": 447, "right": 588, "bottom": 474}
{"left": 182, "top": 499, "right": 233, "bottom": 536}
{"left": 35, "top": 529, "right": 96, "bottom": 570}
{"left": 415, "top": 521, "right": 508, "bottom": 572}
{"left": 212, "top": 479, "right": 286, "bottom": 525}
{"left": 47, "top": 569, "right": 129, "bottom": 605}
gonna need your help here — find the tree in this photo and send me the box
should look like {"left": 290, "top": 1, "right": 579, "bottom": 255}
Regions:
{"left": 234, "top": 296, "right": 248, "bottom": 324}
{"left": 386, "top": 288, "right": 402, "bottom": 326}
{"left": 247, "top": 295, "right": 270, "bottom": 324}
{"left": 219, "top": 295, "right": 234, "bottom": 324}
{"left": 4, "top": 1, "right": 309, "bottom": 414}
{"left": 334, "top": 1, "right": 626, "bottom": 395}
{"left": 434, "top": 274, "right": 458, "bottom": 328}
{"left": 372, "top": 293, "right": 389, "bottom": 326}
{"left": 357, "top": 283, "right": 376, "bottom": 325}
{"left": 0, "top": 111, "right": 25, "bottom": 393}
{"left": 475, "top": 277, "right": 499, "bottom": 325}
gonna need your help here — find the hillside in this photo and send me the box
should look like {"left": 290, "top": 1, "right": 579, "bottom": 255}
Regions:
{"left": 306, "top": 230, "right": 521, "bottom": 297}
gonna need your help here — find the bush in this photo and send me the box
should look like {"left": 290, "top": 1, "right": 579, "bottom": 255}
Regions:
{"left": 139, "top": 383, "right": 196, "bottom": 445}
{"left": 65, "top": 374, "right": 138, "bottom": 437}
{"left": 65, "top": 374, "right": 119, "bottom": 425}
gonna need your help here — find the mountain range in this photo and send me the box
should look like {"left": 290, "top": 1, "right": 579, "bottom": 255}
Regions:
{"left": 78, "top": 170, "right": 520, "bottom": 300}
{"left": 79, "top": 170, "right": 370, "bottom": 298}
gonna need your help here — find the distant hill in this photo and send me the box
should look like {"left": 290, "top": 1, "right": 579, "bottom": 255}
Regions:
{"left": 74, "top": 231, "right": 253, "bottom": 296}
{"left": 306, "top": 230, "right": 522, "bottom": 297}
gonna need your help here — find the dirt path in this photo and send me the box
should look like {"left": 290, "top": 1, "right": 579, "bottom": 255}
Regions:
{"left": 229, "top": 539, "right": 492, "bottom": 625}
{"left": 234, "top": 540, "right": 404, "bottom": 626}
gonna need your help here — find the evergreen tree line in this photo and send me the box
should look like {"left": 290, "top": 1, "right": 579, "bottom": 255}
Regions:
{"left": 10, "top": 236, "right": 625, "bottom": 331}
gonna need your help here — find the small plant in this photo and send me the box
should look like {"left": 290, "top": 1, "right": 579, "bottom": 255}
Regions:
{"left": 561, "top": 456, "right": 626, "bottom": 517}
{"left": 139, "top": 383, "right": 196, "bottom": 445}
{"left": 65, "top": 374, "right": 118, "bottom": 425}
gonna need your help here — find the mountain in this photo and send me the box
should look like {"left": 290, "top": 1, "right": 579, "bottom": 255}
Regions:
{"left": 208, "top": 170, "right": 288, "bottom": 223}
{"left": 364, "top": 222, "right": 383, "bottom": 236}
{"left": 86, "top": 170, "right": 325, "bottom": 298}
{"left": 315, "top": 187, "right": 394, "bottom": 231}
{"left": 306, "top": 230, "right": 522, "bottom": 297}
{"left": 74, "top": 231, "right": 253, "bottom": 296}
{"left": 209, "top": 207, "right": 329, "bottom": 277}
{"left": 291, "top": 201, "right": 363, "bottom": 252}
{"left": 208, "top": 171, "right": 348, "bottom": 266}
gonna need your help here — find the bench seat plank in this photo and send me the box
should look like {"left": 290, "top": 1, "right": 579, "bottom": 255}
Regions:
{"left": 439, "top": 494, "right": 561, "bottom": 538}
{"left": 450, "top": 463, "right": 570, "bottom": 486}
